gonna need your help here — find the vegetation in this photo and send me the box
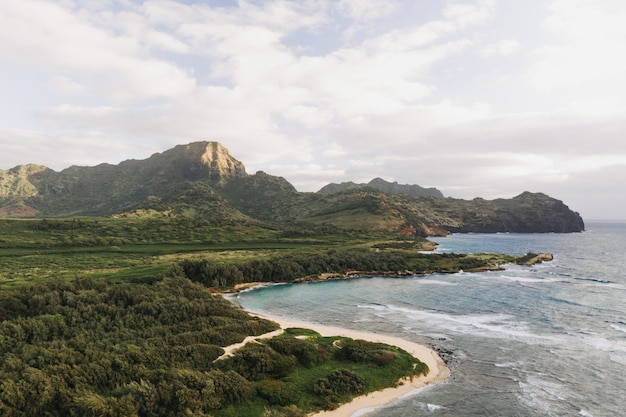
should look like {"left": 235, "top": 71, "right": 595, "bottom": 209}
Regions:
{"left": 0, "top": 217, "right": 371, "bottom": 284}
{"left": 0, "top": 272, "right": 425, "bottom": 416}
{"left": 179, "top": 250, "right": 514, "bottom": 289}
{"left": 0, "top": 141, "right": 571, "bottom": 415}
{"left": 0, "top": 141, "right": 584, "bottom": 232}
{"left": 0, "top": 217, "right": 517, "bottom": 286}
{"left": 0, "top": 274, "right": 280, "bottom": 416}
{"left": 0, "top": 215, "right": 535, "bottom": 416}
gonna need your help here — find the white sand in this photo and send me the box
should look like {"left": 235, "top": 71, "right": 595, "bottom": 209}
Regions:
{"left": 244, "top": 311, "right": 451, "bottom": 417}
{"left": 214, "top": 328, "right": 285, "bottom": 361}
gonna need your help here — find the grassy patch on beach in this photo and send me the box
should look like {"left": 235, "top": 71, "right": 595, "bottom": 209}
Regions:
{"left": 213, "top": 331, "right": 426, "bottom": 415}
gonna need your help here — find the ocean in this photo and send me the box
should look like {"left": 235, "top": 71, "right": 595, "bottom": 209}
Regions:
{"left": 235, "top": 221, "right": 626, "bottom": 417}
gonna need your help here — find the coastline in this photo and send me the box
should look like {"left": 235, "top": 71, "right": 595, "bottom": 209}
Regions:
{"left": 223, "top": 255, "right": 553, "bottom": 414}
{"left": 243, "top": 307, "right": 451, "bottom": 417}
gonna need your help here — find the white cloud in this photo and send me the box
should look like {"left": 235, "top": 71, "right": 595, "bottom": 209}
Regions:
{"left": 336, "top": 0, "right": 399, "bottom": 21}
{"left": 0, "top": 128, "right": 142, "bottom": 170}
{"left": 482, "top": 39, "right": 521, "bottom": 56}
{"left": 552, "top": 163, "right": 626, "bottom": 219}
{"left": 525, "top": 0, "right": 626, "bottom": 102}
{"left": 46, "top": 75, "right": 85, "bottom": 95}
{"left": 322, "top": 143, "right": 347, "bottom": 158}
{"left": 0, "top": 1, "right": 196, "bottom": 101}
{"left": 1, "top": 0, "right": 625, "bottom": 219}
{"left": 266, "top": 162, "right": 347, "bottom": 192}
{"left": 443, "top": 0, "right": 495, "bottom": 25}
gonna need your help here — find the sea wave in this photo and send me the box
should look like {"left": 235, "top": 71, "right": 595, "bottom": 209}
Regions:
{"left": 360, "top": 303, "right": 557, "bottom": 342}
{"left": 579, "top": 333, "right": 626, "bottom": 356}
{"left": 518, "top": 376, "right": 568, "bottom": 413}
{"left": 414, "top": 279, "right": 457, "bottom": 286}
{"left": 610, "top": 323, "right": 626, "bottom": 333}
{"left": 496, "top": 274, "right": 559, "bottom": 284}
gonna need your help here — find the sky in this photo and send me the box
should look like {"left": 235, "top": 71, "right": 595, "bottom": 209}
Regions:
{"left": 1, "top": 0, "right": 625, "bottom": 220}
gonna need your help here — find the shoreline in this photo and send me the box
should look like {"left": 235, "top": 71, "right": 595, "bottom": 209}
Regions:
{"left": 243, "top": 308, "right": 451, "bottom": 417}
{"left": 224, "top": 252, "right": 554, "bottom": 294}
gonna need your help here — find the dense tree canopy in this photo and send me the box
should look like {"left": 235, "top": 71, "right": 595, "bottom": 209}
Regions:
{"left": 0, "top": 274, "right": 277, "bottom": 416}
{"left": 179, "top": 249, "right": 493, "bottom": 288}
{"left": 0, "top": 272, "right": 426, "bottom": 416}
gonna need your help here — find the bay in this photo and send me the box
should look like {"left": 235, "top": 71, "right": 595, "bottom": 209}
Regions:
{"left": 236, "top": 221, "right": 626, "bottom": 416}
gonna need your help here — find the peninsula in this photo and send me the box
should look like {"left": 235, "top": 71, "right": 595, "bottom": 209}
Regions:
{"left": 252, "top": 311, "right": 451, "bottom": 417}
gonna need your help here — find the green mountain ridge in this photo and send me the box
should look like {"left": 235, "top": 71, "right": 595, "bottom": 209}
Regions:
{"left": 318, "top": 177, "right": 445, "bottom": 199}
{"left": 0, "top": 141, "right": 585, "bottom": 234}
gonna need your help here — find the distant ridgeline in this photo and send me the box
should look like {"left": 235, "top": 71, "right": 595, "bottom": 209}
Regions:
{"left": 318, "top": 177, "right": 445, "bottom": 199}
{"left": 0, "top": 141, "right": 584, "bottom": 234}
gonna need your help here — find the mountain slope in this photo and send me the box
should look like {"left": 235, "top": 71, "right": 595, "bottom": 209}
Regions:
{"left": 0, "top": 142, "right": 248, "bottom": 218}
{"left": 0, "top": 141, "right": 585, "bottom": 234}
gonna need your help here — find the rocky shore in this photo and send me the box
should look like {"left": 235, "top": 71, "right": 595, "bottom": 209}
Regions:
{"left": 226, "top": 253, "right": 554, "bottom": 292}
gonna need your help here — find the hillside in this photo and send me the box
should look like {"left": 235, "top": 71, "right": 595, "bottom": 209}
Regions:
{"left": 318, "top": 177, "right": 445, "bottom": 199}
{"left": 0, "top": 141, "right": 585, "bottom": 234}
{"left": 0, "top": 142, "right": 249, "bottom": 220}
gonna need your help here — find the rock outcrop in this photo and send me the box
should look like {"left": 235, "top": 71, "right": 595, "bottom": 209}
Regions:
{"left": 519, "top": 253, "right": 554, "bottom": 266}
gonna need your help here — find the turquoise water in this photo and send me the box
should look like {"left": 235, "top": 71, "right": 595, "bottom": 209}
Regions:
{"left": 235, "top": 221, "right": 626, "bottom": 416}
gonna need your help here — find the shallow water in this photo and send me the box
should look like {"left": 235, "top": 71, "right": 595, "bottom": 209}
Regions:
{"left": 236, "top": 221, "right": 626, "bottom": 416}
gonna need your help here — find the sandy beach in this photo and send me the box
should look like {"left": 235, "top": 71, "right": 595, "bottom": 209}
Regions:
{"left": 244, "top": 310, "right": 451, "bottom": 417}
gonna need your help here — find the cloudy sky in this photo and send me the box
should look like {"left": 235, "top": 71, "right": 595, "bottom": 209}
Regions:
{"left": 1, "top": 0, "right": 625, "bottom": 220}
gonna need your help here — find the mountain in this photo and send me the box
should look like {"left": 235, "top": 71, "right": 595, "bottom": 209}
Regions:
{"left": 0, "top": 141, "right": 585, "bottom": 234}
{"left": 0, "top": 142, "right": 249, "bottom": 219}
{"left": 318, "top": 177, "right": 445, "bottom": 199}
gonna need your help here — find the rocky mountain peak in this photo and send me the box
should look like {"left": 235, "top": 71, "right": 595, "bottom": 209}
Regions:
{"left": 200, "top": 142, "right": 247, "bottom": 180}
{"left": 153, "top": 141, "right": 247, "bottom": 182}
{"left": 0, "top": 164, "right": 51, "bottom": 198}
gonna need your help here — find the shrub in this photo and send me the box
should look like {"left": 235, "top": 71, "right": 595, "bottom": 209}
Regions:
{"left": 312, "top": 369, "right": 367, "bottom": 409}
{"left": 256, "top": 380, "right": 301, "bottom": 406}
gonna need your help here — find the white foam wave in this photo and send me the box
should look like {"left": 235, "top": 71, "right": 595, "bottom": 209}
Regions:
{"left": 416, "top": 279, "right": 457, "bottom": 286}
{"left": 352, "top": 407, "right": 376, "bottom": 417}
{"left": 579, "top": 409, "right": 594, "bottom": 417}
{"left": 427, "top": 403, "right": 444, "bottom": 411}
{"left": 610, "top": 323, "right": 626, "bottom": 333}
{"left": 379, "top": 304, "right": 555, "bottom": 341}
{"left": 518, "top": 376, "right": 567, "bottom": 413}
{"left": 609, "top": 353, "right": 626, "bottom": 365}
{"left": 497, "top": 274, "right": 557, "bottom": 283}
{"left": 580, "top": 334, "right": 626, "bottom": 355}
{"left": 578, "top": 333, "right": 626, "bottom": 364}
{"left": 398, "top": 386, "right": 427, "bottom": 399}
{"left": 494, "top": 361, "right": 523, "bottom": 370}
{"left": 409, "top": 400, "right": 446, "bottom": 413}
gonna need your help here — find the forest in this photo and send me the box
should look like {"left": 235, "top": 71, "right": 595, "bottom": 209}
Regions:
{"left": 179, "top": 250, "right": 499, "bottom": 288}
{"left": 0, "top": 271, "right": 425, "bottom": 417}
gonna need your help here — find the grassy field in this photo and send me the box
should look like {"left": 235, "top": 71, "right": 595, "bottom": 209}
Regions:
{"left": 0, "top": 217, "right": 440, "bottom": 285}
